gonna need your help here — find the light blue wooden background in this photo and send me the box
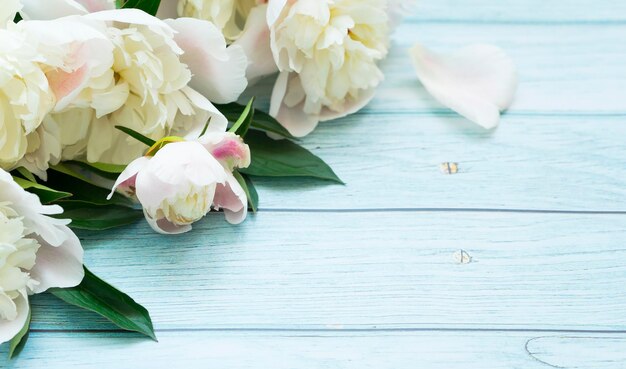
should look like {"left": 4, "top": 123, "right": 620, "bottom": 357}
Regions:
{"left": 3, "top": 1, "right": 626, "bottom": 367}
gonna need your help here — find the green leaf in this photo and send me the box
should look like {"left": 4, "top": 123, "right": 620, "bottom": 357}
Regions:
{"left": 115, "top": 125, "right": 156, "bottom": 147}
{"left": 70, "top": 161, "right": 127, "bottom": 181}
{"left": 15, "top": 167, "right": 36, "bottom": 182}
{"left": 240, "top": 130, "right": 343, "bottom": 184}
{"left": 12, "top": 176, "right": 72, "bottom": 204}
{"left": 13, "top": 13, "right": 22, "bottom": 23}
{"left": 45, "top": 169, "right": 134, "bottom": 207}
{"left": 228, "top": 98, "right": 255, "bottom": 137}
{"left": 233, "top": 171, "right": 258, "bottom": 212}
{"left": 50, "top": 267, "right": 156, "bottom": 340}
{"left": 7, "top": 308, "right": 30, "bottom": 359}
{"left": 120, "top": 0, "right": 161, "bottom": 16}
{"left": 55, "top": 202, "right": 143, "bottom": 230}
{"left": 216, "top": 103, "right": 295, "bottom": 139}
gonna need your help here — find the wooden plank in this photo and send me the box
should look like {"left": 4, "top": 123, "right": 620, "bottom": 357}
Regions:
{"left": 407, "top": 0, "right": 626, "bottom": 23}
{"left": 27, "top": 212, "right": 626, "bottom": 331}
{"left": 250, "top": 23, "right": 626, "bottom": 114}
{"left": 2, "top": 331, "right": 625, "bottom": 369}
{"left": 248, "top": 114, "right": 626, "bottom": 211}
{"left": 241, "top": 23, "right": 626, "bottom": 211}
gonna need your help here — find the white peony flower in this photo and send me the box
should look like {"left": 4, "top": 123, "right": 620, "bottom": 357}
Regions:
{"left": 0, "top": 28, "right": 55, "bottom": 172}
{"left": 266, "top": 0, "right": 390, "bottom": 137}
{"left": 12, "top": 16, "right": 114, "bottom": 177}
{"left": 24, "top": 10, "right": 236, "bottom": 167}
{"left": 0, "top": 0, "right": 21, "bottom": 27}
{"left": 174, "top": 0, "right": 265, "bottom": 43}
{"left": 409, "top": 43, "right": 518, "bottom": 129}
{"left": 108, "top": 132, "right": 250, "bottom": 234}
{"left": 0, "top": 168, "right": 84, "bottom": 344}
{"left": 19, "top": 0, "right": 116, "bottom": 20}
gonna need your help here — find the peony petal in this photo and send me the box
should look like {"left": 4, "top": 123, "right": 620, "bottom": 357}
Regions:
{"left": 143, "top": 209, "right": 192, "bottom": 235}
{"left": 107, "top": 156, "right": 150, "bottom": 199}
{"left": 74, "top": 0, "right": 115, "bottom": 12}
{"left": 166, "top": 18, "right": 248, "bottom": 104}
{"left": 1, "top": 0, "right": 21, "bottom": 26}
{"left": 318, "top": 87, "right": 377, "bottom": 122}
{"left": 29, "top": 227, "right": 84, "bottom": 293}
{"left": 267, "top": 0, "right": 288, "bottom": 26}
{"left": 213, "top": 173, "right": 248, "bottom": 225}
{"left": 19, "top": 0, "right": 88, "bottom": 20}
{"left": 0, "top": 291, "right": 29, "bottom": 345}
{"left": 409, "top": 43, "right": 518, "bottom": 129}
{"left": 233, "top": 5, "right": 278, "bottom": 83}
{"left": 270, "top": 72, "right": 319, "bottom": 137}
{"left": 135, "top": 142, "right": 226, "bottom": 212}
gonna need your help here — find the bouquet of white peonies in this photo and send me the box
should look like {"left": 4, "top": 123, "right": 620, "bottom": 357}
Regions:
{"left": 0, "top": 0, "right": 517, "bottom": 357}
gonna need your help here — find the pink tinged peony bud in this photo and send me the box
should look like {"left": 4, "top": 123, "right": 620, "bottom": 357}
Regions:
{"left": 108, "top": 138, "right": 249, "bottom": 234}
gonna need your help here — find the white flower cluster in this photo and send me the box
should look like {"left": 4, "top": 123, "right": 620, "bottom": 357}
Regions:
{"left": 0, "top": 1, "right": 248, "bottom": 177}
{"left": 0, "top": 168, "right": 84, "bottom": 345}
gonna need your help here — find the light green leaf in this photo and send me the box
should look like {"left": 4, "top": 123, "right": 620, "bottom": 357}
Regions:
{"left": 216, "top": 103, "right": 295, "bottom": 139}
{"left": 233, "top": 171, "right": 258, "bottom": 212}
{"left": 50, "top": 267, "right": 156, "bottom": 340}
{"left": 15, "top": 167, "right": 36, "bottom": 182}
{"left": 12, "top": 176, "right": 72, "bottom": 204}
{"left": 240, "top": 130, "right": 343, "bottom": 184}
{"left": 55, "top": 202, "right": 143, "bottom": 230}
{"left": 228, "top": 98, "right": 255, "bottom": 137}
{"left": 7, "top": 308, "right": 30, "bottom": 359}
{"left": 120, "top": 0, "right": 161, "bottom": 16}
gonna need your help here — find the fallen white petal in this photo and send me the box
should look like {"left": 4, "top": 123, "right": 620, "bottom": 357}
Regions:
{"left": 409, "top": 43, "right": 518, "bottom": 129}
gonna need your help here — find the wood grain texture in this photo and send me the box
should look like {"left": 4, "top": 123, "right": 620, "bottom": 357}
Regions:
{"left": 4, "top": 1, "right": 626, "bottom": 367}
{"left": 242, "top": 21, "right": 626, "bottom": 211}
{"left": 249, "top": 114, "right": 626, "bottom": 211}
{"left": 249, "top": 23, "right": 626, "bottom": 114}
{"left": 407, "top": 0, "right": 626, "bottom": 23}
{"left": 2, "top": 331, "right": 625, "bottom": 369}
{"left": 24, "top": 212, "right": 626, "bottom": 331}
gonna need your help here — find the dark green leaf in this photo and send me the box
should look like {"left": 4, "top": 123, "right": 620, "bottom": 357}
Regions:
{"left": 120, "top": 0, "right": 161, "bottom": 16}
{"left": 233, "top": 171, "right": 258, "bottom": 212}
{"left": 12, "top": 176, "right": 72, "bottom": 204}
{"left": 13, "top": 13, "right": 22, "bottom": 23}
{"left": 55, "top": 202, "right": 143, "bottom": 230}
{"left": 45, "top": 169, "right": 134, "bottom": 207}
{"left": 240, "top": 130, "right": 343, "bottom": 183}
{"left": 50, "top": 267, "right": 156, "bottom": 340}
{"left": 228, "top": 98, "right": 255, "bottom": 137}
{"left": 216, "top": 103, "right": 295, "bottom": 139}
{"left": 115, "top": 125, "right": 156, "bottom": 147}
{"left": 7, "top": 308, "right": 30, "bottom": 359}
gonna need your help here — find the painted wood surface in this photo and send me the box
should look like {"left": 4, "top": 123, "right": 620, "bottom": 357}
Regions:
{"left": 2, "top": 1, "right": 625, "bottom": 368}
{"left": 21, "top": 212, "right": 626, "bottom": 331}
{"left": 3, "top": 332, "right": 626, "bottom": 369}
